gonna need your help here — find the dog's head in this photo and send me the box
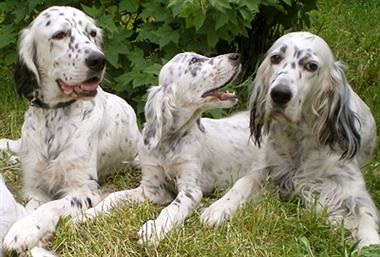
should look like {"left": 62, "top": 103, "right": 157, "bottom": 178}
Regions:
{"left": 159, "top": 52, "right": 241, "bottom": 110}
{"left": 15, "top": 6, "right": 105, "bottom": 102}
{"left": 250, "top": 32, "right": 360, "bottom": 158}
{"left": 143, "top": 52, "right": 241, "bottom": 150}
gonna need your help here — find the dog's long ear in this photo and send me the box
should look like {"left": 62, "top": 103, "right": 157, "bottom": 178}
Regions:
{"left": 249, "top": 56, "right": 271, "bottom": 147}
{"left": 14, "top": 27, "right": 40, "bottom": 100}
{"left": 143, "top": 84, "right": 176, "bottom": 151}
{"left": 313, "top": 62, "right": 360, "bottom": 159}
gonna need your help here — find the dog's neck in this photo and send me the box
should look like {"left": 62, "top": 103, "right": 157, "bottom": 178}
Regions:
{"left": 159, "top": 108, "right": 204, "bottom": 147}
{"left": 168, "top": 108, "right": 203, "bottom": 135}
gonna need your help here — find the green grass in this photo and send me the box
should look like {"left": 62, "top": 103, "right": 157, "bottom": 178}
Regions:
{"left": 1, "top": 0, "right": 380, "bottom": 256}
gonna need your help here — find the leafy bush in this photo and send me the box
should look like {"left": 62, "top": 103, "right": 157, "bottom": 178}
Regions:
{"left": 0, "top": 0, "right": 316, "bottom": 121}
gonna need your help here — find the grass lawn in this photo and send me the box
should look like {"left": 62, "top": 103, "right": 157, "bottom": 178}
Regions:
{"left": 1, "top": 0, "right": 380, "bottom": 256}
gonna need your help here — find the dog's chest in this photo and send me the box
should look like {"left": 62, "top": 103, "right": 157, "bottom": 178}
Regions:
{"left": 21, "top": 107, "right": 85, "bottom": 161}
{"left": 268, "top": 123, "right": 316, "bottom": 170}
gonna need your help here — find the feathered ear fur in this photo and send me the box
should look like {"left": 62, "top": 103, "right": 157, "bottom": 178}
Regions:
{"left": 143, "top": 84, "right": 176, "bottom": 151}
{"left": 249, "top": 56, "right": 271, "bottom": 147}
{"left": 14, "top": 26, "right": 40, "bottom": 100}
{"left": 312, "top": 62, "right": 360, "bottom": 159}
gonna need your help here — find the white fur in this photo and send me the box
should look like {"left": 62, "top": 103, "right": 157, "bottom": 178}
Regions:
{"left": 76, "top": 52, "right": 267, "bottom": 246}
{"left": 249, "top": 31, "right": 379, "bottom": 249}
{"left": 0, "top": 6, "right": 140, "bottom": 252}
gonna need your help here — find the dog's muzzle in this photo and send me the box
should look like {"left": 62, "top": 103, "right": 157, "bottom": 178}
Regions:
{"left": 270, "top": 84, "right": 292, "bottom": 105}
{"left": 85, "top": 52, "right": 106, "bottom": 72}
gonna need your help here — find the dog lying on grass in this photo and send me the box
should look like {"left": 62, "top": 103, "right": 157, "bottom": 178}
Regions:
{"left": 0, "top": 6, "right": 141, "bottom": 253}
{"left": 76, "top": 52, "right": 267, "bottom": 246}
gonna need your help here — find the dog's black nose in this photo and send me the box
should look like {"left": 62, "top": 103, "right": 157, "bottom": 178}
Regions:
{"left": 85, "top": 52, "right": 106, "bottom": 72}
{"left": 228, "top": 53, "right": 240, "bottom": 64}
{"left": 270, "top": 85, "right": 292, "bottom": 105}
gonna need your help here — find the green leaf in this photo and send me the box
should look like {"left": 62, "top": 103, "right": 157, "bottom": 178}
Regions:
{"left": 128, "top": 47, "right": 146, "bottom": 68}
{"left": 154, "top": 24, "right": 179, "bottom": 48}
{"left": 206, "top": 30, "right": 219, "bottom": 47}
{"left": 136, "top": 23, "right": 160, "bottom": 44}
{"left": 12, "top": 7, "right": 27, "bottom": 23}
{"left": 104, "top": 35, "right": 131, "bottom": 68}
{"left": 80, "top": 4, "right": 101, "bottom": 18}
{"left": 193, "top": 11, "right": 207, "bottom": 31}
{"left": 209, "top": 0, "right": 231, "bottom": 11}
{"left": 98, "top": 15, "right": 119, "bottom": 34}
{"left": 144, "top": 63, "right": 162, "bottom": 75}
{"left": 0, "top": 26, "right": 17, "bottom": 49}
{"left": 214, "top": 13, "right": 228, "bottom": 30}
{"left": 282, "top": 0, "right": 293, "bottom": 7}
{"left": 119, "top": 0, "right": 139, "bottom": 13}
{"left": 240, "top": 0, "right": 259, "bottom": 12}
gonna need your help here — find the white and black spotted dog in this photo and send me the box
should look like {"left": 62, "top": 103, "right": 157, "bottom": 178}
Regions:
{"left": 249, "top": 31, "right": 379, "bottom": 248}
{"left": 0, "top": 6, "right": 141, "bottom": 252}
{"left": 76, "top": 52, "right": 267, "bottom": 246}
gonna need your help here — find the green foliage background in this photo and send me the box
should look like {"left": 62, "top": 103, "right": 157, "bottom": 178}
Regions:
{"left": 0, "top": 0, "right": 316, "bottom": 121}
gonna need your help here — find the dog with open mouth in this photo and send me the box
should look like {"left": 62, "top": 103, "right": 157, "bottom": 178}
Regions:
{"left": 0, "top": 6, "right": 141, "bottom": 253}
{"left": 75, "top": 52, "right": 267, "bottom": 247}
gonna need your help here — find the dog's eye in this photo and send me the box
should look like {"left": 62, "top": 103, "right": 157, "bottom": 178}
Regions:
{"left": 52, "top": 31, "right": 67, "bottom": 40}
{"left": 189, "top": 57, "right": 200, "bottom": 65}
{"left": 305, "top": 62, "right": 318, "bottom": 72}
{"left": 270, "top": 54, "right": 282, "bottom": 64}
{"left": 90, "top": 30, "right": 97, "bottom": 37}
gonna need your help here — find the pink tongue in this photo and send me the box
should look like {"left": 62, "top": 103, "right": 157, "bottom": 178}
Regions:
{"left": 61, "top": 84, "right": 74, "bottom": 94}
{"left": 81, "top": 82, "right": 99, "bottom": 91}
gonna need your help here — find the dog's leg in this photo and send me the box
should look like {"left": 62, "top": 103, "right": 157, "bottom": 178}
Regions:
{"left": 74, "top": 165, "right": 173, "bottom": 222}
{"left": 200, "top": 170, "right": 266, "bottom": 228}
{"left": 324, "top": 191, "right": 380, "bottom": 249}
{"left": 310, "top": 163, "right": 380, "bottom": 249}
{"left": 3, "top": 190, "right": 101, "bottom": 252}
{"left": 354, "top": 193, "right": 380, "bottom": 248}
{"left": 137, "top": 164, "right": 203, "bottom": 247}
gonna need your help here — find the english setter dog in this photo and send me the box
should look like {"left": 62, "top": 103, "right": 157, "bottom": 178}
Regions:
{"left": 0, "top": 6, "right": 140, "bottom": 252}
{"left": 249, "top": 31, "right": 379, "bottom": 248}
{"left": 76, "top": 52, "right": 267, "bottom": 246}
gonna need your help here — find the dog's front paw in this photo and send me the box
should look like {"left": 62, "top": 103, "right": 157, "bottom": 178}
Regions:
{"left": 200, "top": 202, "right": 234, "bottom": 228}
{"left": 3, "top": 216, "right": 43, "bottom": 252}
{"left": 72, "top": 208, "right": 98, "bottom": 224}
{"left": 137, "top": 220, "right": 166, "bottom": 247}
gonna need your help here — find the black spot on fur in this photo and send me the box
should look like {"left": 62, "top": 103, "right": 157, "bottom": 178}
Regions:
{"left": 280, "top": 45, "right": 287, "bottom": 53}
{"left": 46, "top": 20, "right": 51, "bottom": 26}
{"left": 14, "top": 59, "right": 39, "bottom": 101}
{"left": 291, "top": 62, "right": 295, "bottom": 69}
{"left": 197, "top": 119, "right": 205, "bottom": 133}
{"left": 185, "top": 191, "right": 195, "bottom": 202}
{"left": 85, "top": 197, "right": 93, "bottom": 208}
{"left": 144, "top": 124, "right": 157, "bottom": 146}
{"left": 70, "top": 197, "right": 83, "bottom": 209}
{"left": 296, "top": 50, "right": 303, "bottom": 59}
